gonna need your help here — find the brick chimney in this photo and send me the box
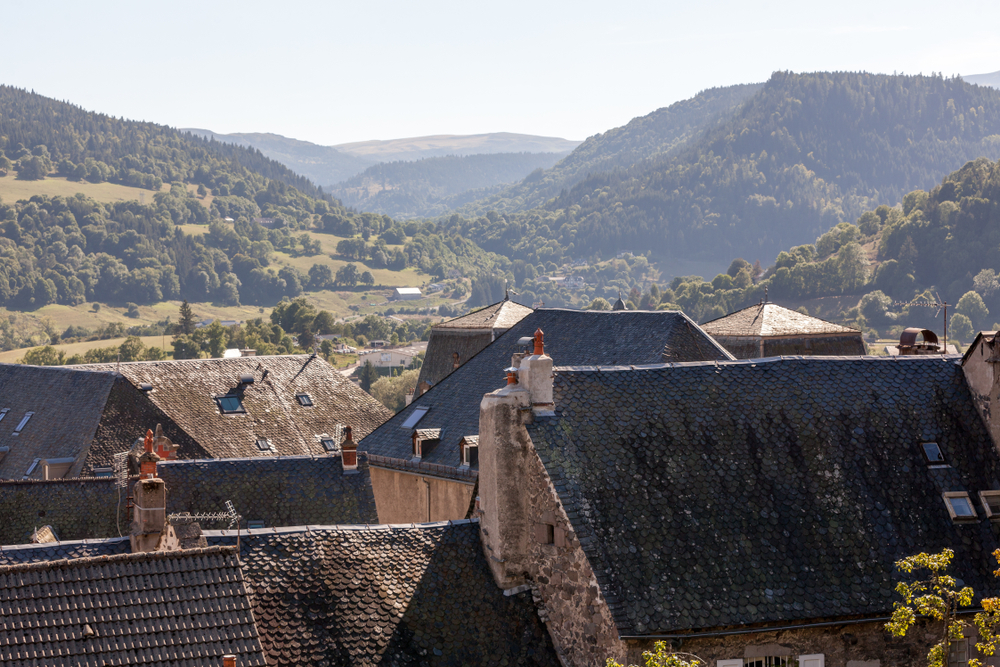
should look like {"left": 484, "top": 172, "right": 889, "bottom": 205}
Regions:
{"left": 517, "top": 328, "right": 554, "bottom": 416}
{"left": 130, "top": 429, "right": 180, "bottom": 553}
{"left": 341, "top": 426, "right": 358, "bottom": 474}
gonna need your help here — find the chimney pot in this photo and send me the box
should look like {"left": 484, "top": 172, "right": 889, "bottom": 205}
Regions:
{"left": 223, "top": 655, "right": 237, "bottom": 667}
{"left": 533, "top": 328, "right": 545, "bottom": 356}
{"left": 341, "top": 426, "right": 358, "bottom": 473}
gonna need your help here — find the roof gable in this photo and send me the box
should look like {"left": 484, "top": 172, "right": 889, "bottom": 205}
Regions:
{"left": 0, "top": 546, "right": 266, "bottom": 666}
{"left": 0, "top": 364, "right": 119, "bottom": 480}
{"left": 433, "top": 299, "right": 533, "bottom": 330}
{"left": 364, "top": 309, "right": 734, "bottom": 470}
{"left": 527, "top": 356, "right": 1000, "bottom": 635}
{"left": 701, "top": 303, "right": 860, "bottom": 337}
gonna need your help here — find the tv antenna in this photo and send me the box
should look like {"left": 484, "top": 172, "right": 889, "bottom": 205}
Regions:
{"left": 893, "top": 292, "right": 948, "bottom": 355}
{"left": 169, "top": 499, "right": 242, "bottom": 529}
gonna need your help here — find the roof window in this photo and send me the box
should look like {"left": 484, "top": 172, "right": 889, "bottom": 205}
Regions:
{"left": 255, "top": 438, "right": 273, "bottom": 452}
{"left": 23, "top": 458, "right": 40, "bottom": 479}
{"left": 92, "top": 467, "right": 113, "bottom": 478}
{"left": 216, "top": 394, "right": 245, "bottom": 414}
{"left": 247, "top": 520, "right": 265, "bottom": 529}
{"left": 401, "top": 406, "right": 430, "bottom": 429}
{"left": 980, "top": 491, "right": 1000, "bottom": 521}
{"left": 13, "top": 412, "right": 34, "bottom": 434}
{"left": 944, "top": 492, "right": 978, "bottom": 522}
{"left": 296, "top": 393, "right": 313, "bottom": 407}
{"left": 0, "top": 408, "right": 8, "bottom": 422}
{"left": 321, "top": 437, "right": 338, "bottom": 452}
{"left": 922, "top": 442, "right": 946, "bottom": 464}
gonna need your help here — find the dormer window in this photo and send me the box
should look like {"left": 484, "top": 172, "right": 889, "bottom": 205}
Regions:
{"left": 216, "top": 394, "right": 245, "bottom": 414}
{"left": 922, "top": 442, "right": 946, "bottom": 465}
{"left": 944, "top": 492, "right": 977, "bottom": 522}
{"left": 459, "top": 435, "right": 479, "bottom": 468}
{"left": 296, "top": 393, "right": 314, "bottom": 407}
{"left": 13, "top": 412, "right": 34, "bottom": 435}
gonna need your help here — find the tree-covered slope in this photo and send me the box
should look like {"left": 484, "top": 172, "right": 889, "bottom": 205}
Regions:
{"left": 330, "top": 152, "right": 568, "bottom": 218}
{"left": 541, "top": 72, "right": 1000, "bottom": 264}
{"left": 459, "top": 82, "right": 763, "bottom": 215}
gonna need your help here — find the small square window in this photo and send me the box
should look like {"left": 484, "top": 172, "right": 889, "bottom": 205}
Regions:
{"left": 296, "top": 394, "right": 313, "bottom": 407}
{"left": 401, "top": 406, "right": 429, "bottom": 429}
{"left": 255, "top": 438, "right": 272, "bottom": 451}
{"left": 92, "top": 467, "right": 113, "bottom": 478}
{"left": 944, "top": 492, "right": 978, "bottom": 522}
{"left": 321, "top": 438, "right": 338, "bottom": 452}
{"left": 922, "top": 442, "right": 946, "bottom": 464}
{"left": 217, "top": 394, "right": 245, "bottom": 414}
{"left": 980, "top": 491, "right": 1000, "bottom": 520}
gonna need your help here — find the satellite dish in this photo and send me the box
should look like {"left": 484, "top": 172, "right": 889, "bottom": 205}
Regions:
{"left": 223, "top": 349, "right": 242, "bottom": 358}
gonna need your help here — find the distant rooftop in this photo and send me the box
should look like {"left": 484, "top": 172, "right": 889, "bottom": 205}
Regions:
{"left": 701, "top": 302, "right": 860, "bottom": 337}
{"left": 433, "top": 299, "right": 533, "bottom": 330}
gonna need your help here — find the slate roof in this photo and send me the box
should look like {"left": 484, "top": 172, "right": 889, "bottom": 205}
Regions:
{"left": 206, "top": 521, "right": 559, "bottom": 666}
{"left": 0, "top": 364, "right": 118, "bottom": 480}
{"left": 0, "top": 454, "right": 379, "bottom": 545}
{"left": 416, "top": 299, "right": 533, "bottom": 389}
{"left": 0, "top": 537, "right": 130, "bottom": 566}
{"left": 158, "top": 454, "right": 378, "bottom": 528}
{"left": 76, "top": 355, "right": 392, "bottom": 461}
{"left": 364, "top": 309, "right": 734, "bottom": 471}
{"left": 526, "top": 355, "right": 1000, "bottom": 636}
{"left": 0, "top": 546, "right": 266, "bottom": 666}
{"left": 701, "top": 302, "right": 860, "bottom": 337}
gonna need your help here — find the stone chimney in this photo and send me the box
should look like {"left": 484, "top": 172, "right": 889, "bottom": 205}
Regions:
{"left": 130, "top": 429, "right": 180, "bottom": 553}
{"left": 341, "top": 426, "right": 358, "bottom": 474}
{"left": 517, "top": 328, "right": 554, "bottom": 416}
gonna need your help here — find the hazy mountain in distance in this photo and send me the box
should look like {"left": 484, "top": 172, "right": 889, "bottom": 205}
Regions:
{"left": 330, "top": 151, "right": 570, "bottom": 218}
{"left": 333, "top": 132, "right": 580, "bottom": 162}
{"left": 183, "top": 129, "right": 374, "bottom": 186}
{"left": 964, "top": 70, "right": 1000, "bottom": 89}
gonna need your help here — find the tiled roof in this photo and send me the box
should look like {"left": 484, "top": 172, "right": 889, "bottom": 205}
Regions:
{"left": 0, "top": 546, "right": 266, "bottom": 666}
{"left": 75, "top": 355, "right": 393, "bottom": 460}
{"left": 159, "top": 454, "right": 378, "bottom": 528}
{"left": 0, "top": 537, "right": 130, "bottom": 566}
{"left": 0, "top": 455, "right": 379, "bottom": 545}
{"left": 0, "top": 364, "right": 119, "bottom": 480}
{"left": 526, "top": 355, "right": 1000, "bottom": 635}
{"left": 207, "top": 521, "right": 560, "bottom": 666}
{"left": 433, "top": 299, "right": 533, "bottom": 330}
{"left": 701, "top": 302, "right": 860, "bottom": 337}
{"left": 364, "top": 309, "right": 734, "bottom": 471}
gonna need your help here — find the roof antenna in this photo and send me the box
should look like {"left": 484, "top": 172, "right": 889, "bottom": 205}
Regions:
{"left": 504, "top": 279, "right": 509, "bottom": 301}
{"left": 764, "top": 286, "right": 768, "bottom": 304}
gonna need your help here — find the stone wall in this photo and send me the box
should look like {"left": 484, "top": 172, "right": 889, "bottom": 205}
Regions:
{"left": 369, "top": 465, "right": 475, "bottom": 523}
{"left": 963, "top": 338, "right": 1000, "bottom": 453}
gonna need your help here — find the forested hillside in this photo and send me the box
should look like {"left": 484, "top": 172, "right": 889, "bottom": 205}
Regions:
{"left": 462, "top": 82, "right": 763, "bottom": 214}
{"left": 0, "top": 87, "right": 509, "bottom": 312}
{"left": 330, "top": 152, "right": 568, "bottom": 218}
{"left": 459, "top": 72, "right": 1000, "bottom": 270}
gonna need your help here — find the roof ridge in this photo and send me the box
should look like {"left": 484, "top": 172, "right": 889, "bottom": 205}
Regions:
{"left": 552, "top": 354, "right": 962, "bottom": 373}
{"left": 204, "top": 518, "right": 480, "bottom": 538}
{"left": 0, "top": 545, "right": 237, "bottom": 574}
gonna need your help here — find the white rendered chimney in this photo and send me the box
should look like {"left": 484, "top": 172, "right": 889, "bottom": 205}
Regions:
{"left": 518, "top": 328, "right": 554, "bottom": 417}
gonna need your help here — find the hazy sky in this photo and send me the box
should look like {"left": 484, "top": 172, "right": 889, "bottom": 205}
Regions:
{"left": 4, "top": 1, "right": 999, "bottom": 146}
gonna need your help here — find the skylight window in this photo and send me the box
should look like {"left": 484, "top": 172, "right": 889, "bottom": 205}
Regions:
{"left": 296, "top": 393, "right": 313, "bottom": 407}
{"left": 216, "top": 394, "right": 245, "bottom": 414}
{"left": 401, "top": 406, "right": 430, "bottom": 429}
{"left": 0, "top": 408, "right": 8, "bottom": 423}
{"left": 922, "top": 442, "right": 946, "bottom": 464}
{"left": 980, "top": 491, "right": 1000, "bottom": 521}
{"left": 13, "top": 412, "right": 34, "bottom": 434}
{"left": 255, "top": 438, "right": 272, "bottom": 452}
{"left": 247, "top": 520, "right": 265, "bottom": 529}
{"left": 321, "top": 438, "right": 338, "bottom": 452}
{"left": 944, "top": 492, "right": 977, "bottom": 522}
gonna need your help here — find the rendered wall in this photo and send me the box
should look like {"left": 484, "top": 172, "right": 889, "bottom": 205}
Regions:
{"left": 369, "top": 465, "right": 475, "bottom": 524}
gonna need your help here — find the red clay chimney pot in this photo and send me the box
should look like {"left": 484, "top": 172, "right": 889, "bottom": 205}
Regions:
{"left": 533, "top": 328, "right": 544, "bottom": 356}
{"left": 223, "top": 655, "right": 237, "bottom": 667}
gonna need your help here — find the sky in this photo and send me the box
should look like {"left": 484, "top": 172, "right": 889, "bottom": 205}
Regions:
{"left": 3, "top": 0, "right": 999, "bottom": 146}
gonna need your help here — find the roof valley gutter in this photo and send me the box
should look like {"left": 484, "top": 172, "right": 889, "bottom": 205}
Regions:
{"left": 620, "top": 610, "right": 984, "bottom": 640}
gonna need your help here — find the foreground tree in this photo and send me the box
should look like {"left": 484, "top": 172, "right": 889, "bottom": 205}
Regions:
{"left": 607, "top": 642, "right": 704, "bottom": 667}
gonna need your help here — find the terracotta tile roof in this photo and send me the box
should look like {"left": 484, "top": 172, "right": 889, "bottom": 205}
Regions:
{"left": 75, "top": 355, "right": 393, "bottom": 460}
{"left": 364, "top": 309, "right": 734, "bottom": 472}
{"left": 0, "top": 546, "right": 266, "bottom": 665}
{"left": 0, "top": 364, "right": 119, "bottom": 480}
{"left": 527, "top": 355, "right": 1000, "bottom": 635}
{"left": 701, "top": 302, "right": 860, "bottom": 337}
{"left": 207, "top": 521, "right": 560, "bottom": 666}
{"left": 0, "top": 454, "right": 379, "bottom": 545}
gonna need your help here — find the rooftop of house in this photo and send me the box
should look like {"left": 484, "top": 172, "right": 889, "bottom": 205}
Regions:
{"left": 365, "top": 309, "right": 734, "bottom": 471}
{"left": 0, "top": 454, "right": 378, "bottom": 545}
{"left": 0, "top": 364, "right": 121, "bottom": 480}
{"left": 0, "top": 522, "right": 561, "bottom": 667}
{"left": 0, "top": 546, "right": 266, "bottom": 666}
{"left": 433, "top": 298, "right": 533, "bottom": 331}
{"left": 74, "top": 355, "right": 392, "bottom": 462}
{"left": 526, "top": 354, "right": 1000, "bottom": 636}
{"left": 701, "top": 302, "right": 861, "bottom": 338}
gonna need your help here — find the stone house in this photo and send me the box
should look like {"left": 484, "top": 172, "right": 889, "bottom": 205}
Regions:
{"left": 361, "top": 309, "right": 733, "bottom": 524}
{"left": 701, "top": 302, "right": 865, "bottom": 358}
{"left": 0, "top": 354, "right": 392, "bottom": 480}
{"left": 478, "top": 333, "right": 1000, "bottom": 667}
{"left": 416, "top": 297, "right": 533, "bottom": 391}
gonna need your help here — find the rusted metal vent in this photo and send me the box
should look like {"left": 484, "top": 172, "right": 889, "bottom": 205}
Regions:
{"left": 898, "top": 327, "right": 940, "bottom": 355}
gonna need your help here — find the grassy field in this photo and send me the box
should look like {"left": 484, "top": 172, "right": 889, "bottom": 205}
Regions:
{"left": 0, "top": 175, "right": 215, "bottom": 208}
{"left": 0, "top": 335, "right": 171, "bottom": 364}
